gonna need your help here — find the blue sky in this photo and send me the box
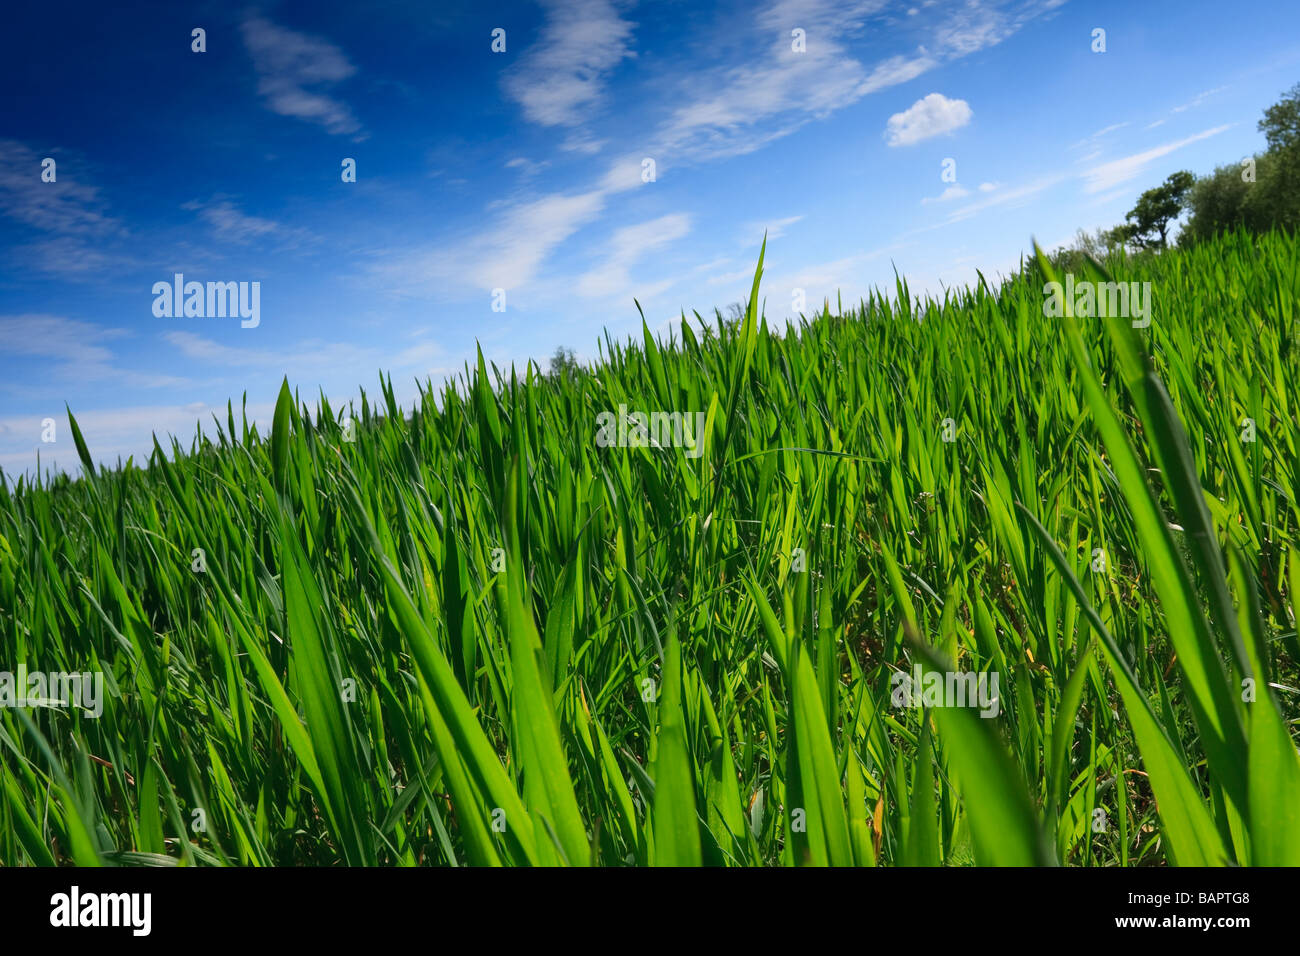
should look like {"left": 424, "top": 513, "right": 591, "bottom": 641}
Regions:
{"left": 2, "top": 0, "right": 1298, "bottom": 478}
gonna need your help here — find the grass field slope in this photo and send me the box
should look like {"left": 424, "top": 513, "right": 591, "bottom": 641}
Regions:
{"left": 2, "top": 229, "right": 1299, "bottom": 867}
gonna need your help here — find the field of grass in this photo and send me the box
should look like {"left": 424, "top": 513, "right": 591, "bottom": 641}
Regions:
{"left": 2, "top": 229, "right": 1299, "bottom": 867}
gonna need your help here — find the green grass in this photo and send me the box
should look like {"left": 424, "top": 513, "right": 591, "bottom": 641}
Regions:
{"left": 2, "top": 227, "right": 1299, "bottom": 866}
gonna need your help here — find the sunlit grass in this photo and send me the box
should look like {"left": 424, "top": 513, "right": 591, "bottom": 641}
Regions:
{"left": 2, "top": 227, "right": 1298, "bottom": 866}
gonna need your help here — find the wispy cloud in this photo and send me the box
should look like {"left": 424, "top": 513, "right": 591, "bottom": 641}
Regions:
{"left": 0, "top": 143, "right": 136, "bottom": 278}
{"left": 652, "top": 0, "right": 889, "bottom": 162}
{"left": 164, "top": 330, "right": 444, "bottom": 376}
{"left": 738, "top": 215, "right": 803, "bottom": 244}
{"left": 0, "top": 141, "right": 118, "bottom": 235}
{"left": 1069, "top": 122, "right": 1129, "bottom": 149}
{"left": 1083, "top": 124, "right": 1232, "bottom": 193}
{"left": 0, "top": 314, "right": 185, "bottom": 388}
{"left": 241, "top": 15, "right": 363, "bottom": 137}
{"left": 503, "top": 0, "right": 637, "bottom": 127}
{"left": 1144, "top": 85, "right": 1230, "bottom": 129}
{"left": 760, "top": 241, "right": 904, "bottom": 313}
{"left": 181, "top": 197, "right": 314, "bottom": 248}
{"left": 505, "top": 157, "right": 550, "bottom": 180}
{"left": 622, "top": 0, "right": 1046, "bottom": 170}
{"left": 375, "top": 0, "right": 1058, "bottom": 303}
{"left": 857, "top": 53, "right": 937, "bottom": 95}
{"left": 1172, "top": 85, "right": 1229, "bottom": 113}
{"left": 13, "top": 237, "right": 135, "bottom": 278}
{"left": 370, "top": 188, "right": 607, "bottom": 294}
{"left": 577, "top": 213, "right": 690, "bottom": 298}
{"left": 938, "top": 174, "right": 1066, "bottom": 224}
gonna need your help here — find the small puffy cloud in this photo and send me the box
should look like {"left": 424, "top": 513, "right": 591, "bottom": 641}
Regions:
{"left": 921, "top": 184, "right": 970, "bottom": 204}
{"left": 885, "top": 93, "right": 972, "bottom": 146}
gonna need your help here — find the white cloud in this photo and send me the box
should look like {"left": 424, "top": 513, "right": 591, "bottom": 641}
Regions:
{"left": 978, "top": 181, "right": 999, "bottom": 192}
{"left": 885, "top": 93, "right": 972, "bottom": 146}
{"left": 1070, "top": 122, "right": 1129, "bottom": 149}
{"left": 371, "top": 189, "right": 608, "bottom": 294}
{"left": 1083, "top": 125, "right": 1232, "bottom": 193}
{"left": 241, "top": 15, "right": 363, "bottom": 137}
{"left": 1171, "top": 86, "right": 1228, "bottom": 113}
{"left": 922, "top": 184, "right": 970, "bottom": 204}
{"left": 164, "top": 330, "right": 444, "bottom": 376}
{"left": 505, "top": 157, "right": 550, "bottom": 179}
{"left": 934, "top": 5, "right": 1006, "bottom": 54}
{"left": 0, "top": 314, "right": 185, "bottom": 388}
{"left": 0, "top": 400, "right": 274, "bottom": 479}
{"left": 857, "top": 54, "right": 937, "bottom": 95}
{"left": 760, "top": 242, "right": 903, "bottom": 314}
{"left": 376, "top": 0, "right": 1059, "bottom": 303}
{"left": 0, "top": 140, "right": 118, "bottom": 235}
{"left": 577, "top": 213, "right": 691, "bottom": 298}
{"left": 14, "top": 237, "right": 134, "bottom": 278}
{"left": 615, "top": 0, "right": 1031, "bottom": 170}
{"left": 502, "top": 0, "right": 637, "bottom": 127}
{"left": 1, "top": 314, "right": 123, "bottom": 365}
{"left": 598, "top": 155, "right": 651, "bottom": 194}
{"left": 653, "top": 1, "right": 890, "bottom": 162}
{"left": 737, "top": 215, "right": 802, "bottom": 244}
{"left": 938, "top": 174, "right": 1066, "bottom": 224}
{"left": 180, "top": 197, "right": 307, "bottom": 247}
{"left": 707, "top": 267, "right": 758, "bottom": 286}
{"left": 560, "top": 130, "right": 608, "bottom": 154}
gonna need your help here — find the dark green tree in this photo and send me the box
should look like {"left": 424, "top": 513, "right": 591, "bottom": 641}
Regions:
{"left": 1111, "top": 170, "right": 1196, "bottom": 249}
{"left": 1259, "top": 81, "right": 1300, "bottom": 152}
{"left": 1181, "top": 154, "right": 1276, "bottom": 242}
{"left": 1184, "top": 82, "right": 1300, "bottom": 241}
{"left": 1258, "top": 81, "right": 1300, "bottom": 226}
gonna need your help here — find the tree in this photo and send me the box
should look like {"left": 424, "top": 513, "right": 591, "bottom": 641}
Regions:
{"left": 1112, "top": 170, "right": 1196, "bottom": 249}
{"left": 548, "top": 346, "right": 579, "bottom": 380}
{"left": 1259, "top": 81, "right": 1300, "bottom": 153}
{"left": 1183, "top": 81, "right": 1300, "bottom": 242}
{"left": 1181, "top": 154, "right": 1277, "bottom": 243}
{"left": 1258, "top": 81, "right": 1300, "bottom": 227}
